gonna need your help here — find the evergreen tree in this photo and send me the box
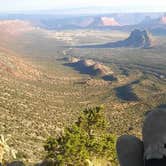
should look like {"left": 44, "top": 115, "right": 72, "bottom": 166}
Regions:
{"left": 44, "top": 106, "right": 117, "bottom": 166}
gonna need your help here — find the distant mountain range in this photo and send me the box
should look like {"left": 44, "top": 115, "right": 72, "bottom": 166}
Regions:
{"left": 0, "top": 12, "right": 166, "bottom": 34}
{"left": 138, "top": 15, "right": 166, "bottom": 35}
{"left": 106, "top": 15, "right": 166, "bottom": 34}
{"left": 32, "top": 13, "right": 166, "bottom": 30}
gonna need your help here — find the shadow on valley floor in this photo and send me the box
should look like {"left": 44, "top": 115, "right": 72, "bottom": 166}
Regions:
{"left": 102, "top": 75, "right": 117, "bottom": 81}
{"left": 64, "top": 62, "right": 117, "bottom": 81}
{"left": 64, "top": 62, "right": 97, "bottom": 76}
{"left": 115, "top": 80, "right": 140, "bottom": 101}
{"left": 73, "top": 29, "right": 153, "bottom": 49}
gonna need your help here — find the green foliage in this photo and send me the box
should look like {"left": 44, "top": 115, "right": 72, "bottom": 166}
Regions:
{"left": 44, "top": 106, "right": 117, "bottom": 166}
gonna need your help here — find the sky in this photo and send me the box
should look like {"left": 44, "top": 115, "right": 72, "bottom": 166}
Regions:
{"left": 0, "top": 0, "right": 166, "bottom": 12}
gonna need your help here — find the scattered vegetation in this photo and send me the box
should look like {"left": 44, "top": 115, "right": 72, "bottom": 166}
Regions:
{"left": 0, "top": 28, "right": 165, "bottom": 164}
{"left": 44, "top": 106, "right": 117, "bottom": 166}
{"left": 0, "top": 135, "right": 16, "bottom": 164}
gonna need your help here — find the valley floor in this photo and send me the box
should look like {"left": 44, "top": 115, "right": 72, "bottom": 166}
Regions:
{"left": 0, "top": 28, "right": 165, "bottom": 164}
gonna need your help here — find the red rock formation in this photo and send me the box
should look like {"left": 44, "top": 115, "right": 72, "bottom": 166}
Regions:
{"left": 160, "top": 16, "right": 166, "bottom": 24}
{"left": 101, "top": 17, "right": 120, "bottom": 26}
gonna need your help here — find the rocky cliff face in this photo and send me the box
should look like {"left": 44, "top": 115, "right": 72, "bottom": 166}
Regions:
{"left": 123, "top": 29, "right": 153, "bottom": 48}
{"left": 101, "top": 17, "right": 120, "bottom": 26}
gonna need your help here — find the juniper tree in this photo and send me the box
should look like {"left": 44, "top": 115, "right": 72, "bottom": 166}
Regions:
{"left": 44, "top": 106, "right": 117, "bottom": 166}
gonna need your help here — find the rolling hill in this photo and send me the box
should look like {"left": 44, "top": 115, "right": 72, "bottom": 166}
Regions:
{"left": 64, "top": 57, "right": 117, "bottom": 81}
{"left": 0, "top": 47, "right": 41, "bottom": 80}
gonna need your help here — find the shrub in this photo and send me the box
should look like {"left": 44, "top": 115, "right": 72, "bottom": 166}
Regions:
{"left": 44, "top": 106, "right": 117, "bottom": 166}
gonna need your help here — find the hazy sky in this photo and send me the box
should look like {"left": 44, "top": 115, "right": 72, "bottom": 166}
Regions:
{"left": 1, "top": 0, "right": 166, "bottom": 12}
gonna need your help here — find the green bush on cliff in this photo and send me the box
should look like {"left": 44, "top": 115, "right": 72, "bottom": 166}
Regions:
{"left": 44, "top": 106, "right": 117, "bottom": 165}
